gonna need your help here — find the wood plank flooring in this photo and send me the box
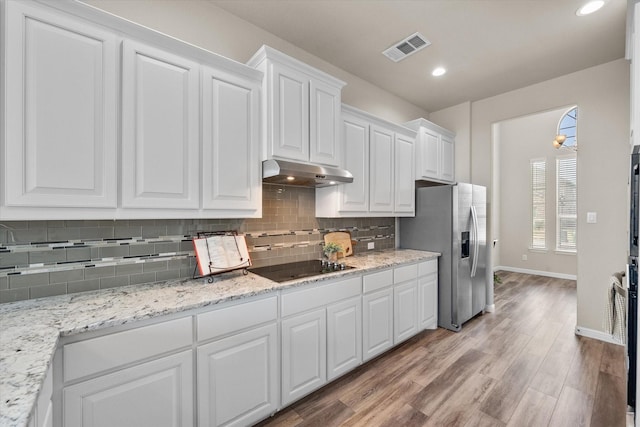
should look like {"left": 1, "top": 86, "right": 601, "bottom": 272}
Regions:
{"left": 255, "top": 271, "right": 628, "bottom": 426}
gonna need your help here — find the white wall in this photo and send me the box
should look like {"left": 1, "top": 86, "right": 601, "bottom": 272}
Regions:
{"left": 82, "top": 0, "right": 429, "bottom": 123}
{"left": 430, "top": 59, "right": 630, "bottom": 333}
{"left": 497, "top": 107, "right": 577, "bottom": 277}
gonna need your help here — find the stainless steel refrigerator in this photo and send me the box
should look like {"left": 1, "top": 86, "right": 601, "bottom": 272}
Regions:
{"left": 400, "top": 183, "right": 487, "bottom": 332}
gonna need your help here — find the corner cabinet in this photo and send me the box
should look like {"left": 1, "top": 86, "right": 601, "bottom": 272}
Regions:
{"left": 316, "top": 104, "right": 416, "bottom": 217}
{"left": 2, "top": 0, "right": 118, "bottom": 216}
{"left": 1, "top": 0, "right": 263, "bottom": 220}
{"left": 248, "top": 45, "right": 346, "bottom": 167}
{"left": 405, "top": 118, "right": 455, "bottom": 184}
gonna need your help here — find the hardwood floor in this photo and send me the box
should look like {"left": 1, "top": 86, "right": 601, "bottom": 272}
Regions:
{"left": 255, "top": 271, "right": 628, "bottom": 427}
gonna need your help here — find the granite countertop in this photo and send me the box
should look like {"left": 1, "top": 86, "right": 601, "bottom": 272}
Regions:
{"left": 0, "top": 249, "right": 439, "bottom": 427}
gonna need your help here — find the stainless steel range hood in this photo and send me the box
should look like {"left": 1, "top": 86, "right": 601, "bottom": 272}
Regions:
{"left": 262, "top": 159, "right": 353, "bottom": 188}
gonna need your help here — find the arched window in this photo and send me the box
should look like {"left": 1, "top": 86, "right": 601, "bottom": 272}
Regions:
{"left": 553, "top": 106, "right": 578, "bottom": 150}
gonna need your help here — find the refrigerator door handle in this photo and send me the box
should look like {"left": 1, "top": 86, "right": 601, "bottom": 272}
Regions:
{"left": 470, "top": 206, "right": 479, "bottom": 277}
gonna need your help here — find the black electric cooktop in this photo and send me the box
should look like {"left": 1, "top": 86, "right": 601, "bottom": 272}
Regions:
{"left": 249, "top": 260, "right": 355, "bottom": 283}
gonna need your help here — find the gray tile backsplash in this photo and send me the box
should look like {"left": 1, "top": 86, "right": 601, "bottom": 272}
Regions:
{"left": 0, "top": 184, "right": 395, "bottom": 303}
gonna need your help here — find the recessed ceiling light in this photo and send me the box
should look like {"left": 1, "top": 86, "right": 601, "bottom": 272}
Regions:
{"left": 432, "top": 67, "right": 446, "bottom": 77}
{"left": 576, "top": 1, "right": 605, "bottom": 16}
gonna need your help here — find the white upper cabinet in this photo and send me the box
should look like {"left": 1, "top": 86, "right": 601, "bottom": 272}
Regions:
{"left": 418, "top": 127, "right": 440, "bottom": 178}
{"left": 406, "top": 118, "right": 456, "bottom": 184}
{"left": 248, "top": 45, "right": 345, "bottom": 167}
{"left": 201, "top": 67, "right": 262, "bottom": 217}
{"left": 316, "top": 105, "right": 416, "bottom": 217}
{"left": 2, "top": 0, "right": 117, "bottom": 217}
{"left": 1, "top": 0, "right": 264, "bottom": 219}
{"left": 440, "top": 132, "right": 455, "bottom": 182}
{"left": 340, "top": 113, "right": 370, "bottom": 212}
{"left": 394, "top": 131, "right": 416, "bottom": 213}
{"left": 309, "top": 79, "right": 342, "bottom": 166}
{"left": 369, "top": 125, "right": 395, "bottom": 213}
{"left": 270, "top": 62, "right": 310, "bottom": 161}
{"left": 121, "top": 39, "right": 200, "bottom": 209}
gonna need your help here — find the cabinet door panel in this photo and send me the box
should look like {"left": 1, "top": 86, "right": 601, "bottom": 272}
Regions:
{"left": 64, "top": 351, "right": 193, "bottom": 427}
{"left": 340, "top": 114, "right": 370, "bottom": 212}
{"left": 327, "top": 297, "right": 362, "bottom": 380}
{"left": 202, "top": 68, "right": 261, "bottom": 214}
{"left": 362, "top": 288, "right": 393, "bottom": 361}
{"left": 419, "top": 128, "right": 440, "bottom": 180}
{"left": 369, "top": 125, "right": 394, "bottom": 213}
{"left": 419, "top": 272, "right": 438, "bottom": 330}
{"left": 310, "top": 80, "right": 340, "bottom": 166}
{"left": 198, "top": 324, "right": 278, "bottom": 427}
{"left": 271, "top": 63, "right": 309, "bottom": 162}
{"left": 281, "top": 309, "right": 326, "bottom": 405}
{"left": 394, "top": 280, "right": 418, "bottom": 344}
{"left": 4, "top": 1, "right": 117, "bottom": 208}
{"left": 122, "top": 40, "right": 199, "bottom": 209}
{"left": 440, "top": 134, "right": 455, "bottom": 182}
{"left": 394, "top": 134, "right": 415, "bottom": 213}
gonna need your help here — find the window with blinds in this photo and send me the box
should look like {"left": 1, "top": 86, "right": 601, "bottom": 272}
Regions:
{"left": 530, "top": 158, "right": 546, "bottom": 249}
{"left": 557, "top": 155, "right": 577, "bottom": 251}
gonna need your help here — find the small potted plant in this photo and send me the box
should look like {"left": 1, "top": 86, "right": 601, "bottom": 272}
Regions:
{"left": 323, "top": 242, "right": 342, "bottom": 262}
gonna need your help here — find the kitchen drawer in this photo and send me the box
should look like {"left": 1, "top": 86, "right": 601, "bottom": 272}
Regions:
{"left": 394, "top": 263, "right": 418, "bottom": 284}
{"left": 281, "top": 276, "right": 361, "bottom": 317}
{"left": 419, "top": 259, "right": 437, "bottom": 276}
{"left": 363, "top": 269, "right": 393, "bottom": 294}
{"left": 64, "top": 316, "right": 192, "bottom": 382}
{"left": 197, "top": 295, "right": 278, "bottom": 342}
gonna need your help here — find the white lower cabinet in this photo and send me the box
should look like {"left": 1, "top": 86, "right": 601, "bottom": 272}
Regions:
{"left": 327, "top": 296, "right": 362, "bottom": 380}
{"left": 63, "top": 350, "right": 193, "bottom": 427}
{"left": 196, "top": 295, "right": 279, "bottom": 427}
{"left": 197, "top": 323, "right": 278, "bottom": 427}
{"left": 51, "top": 260, "right": 437, "bottom": 427}
{"left": 280, "top": 276, "right": 362, "bottom": 406}
{"left": 281, "top": 309, "right": 327, "bottom": 405}
{"left": 418, "top": 259, "right": 438, "bottom": 330}
{"left": 362, "top": 268, "right": 394, "bottom": 362}
{"left": 394, "top": 280, "right": 418, "bottom": 344}
{"left": 393, "top": 264, "right": 419, "bottom": 344}
{"left": 362, "top": 287, "right": 394, "bottom": 361}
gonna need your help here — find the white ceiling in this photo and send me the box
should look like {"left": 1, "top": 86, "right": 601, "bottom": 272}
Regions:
{"left": 209, "top": 0, "right": 627, "bottom": 113}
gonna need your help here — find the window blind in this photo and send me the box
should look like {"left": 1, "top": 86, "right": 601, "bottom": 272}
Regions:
{"left": 557, "top": 156, "right": 577, "bottom": 251}
{"left": 531, "top": 159, "right": 546, "bottom": 249}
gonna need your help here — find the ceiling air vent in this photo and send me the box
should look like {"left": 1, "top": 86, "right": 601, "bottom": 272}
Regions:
{"left": 382, "top": 32, "right": 431, "bottom": 62}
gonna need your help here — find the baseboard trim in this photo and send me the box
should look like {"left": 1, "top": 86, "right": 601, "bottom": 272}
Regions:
{"left": 575, "top": 326, "right": 625, "bottom": 346}
{"left": 494, "top": 265, "right": 577, "bottom": 281}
